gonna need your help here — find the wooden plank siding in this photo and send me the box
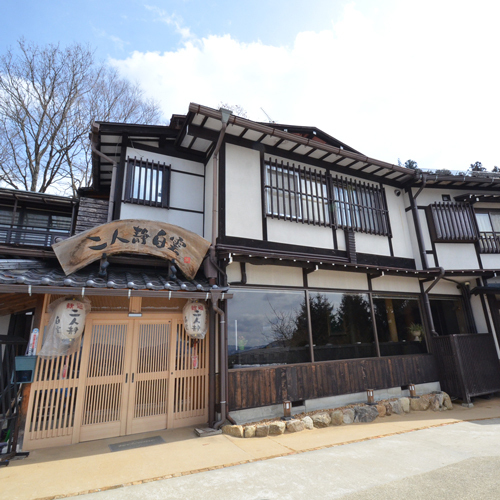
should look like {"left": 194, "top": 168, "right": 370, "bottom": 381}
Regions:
{"left": 75, "top": 198, "right": 109, "bottom": 233}
{"left": 228, "top": 354, "right": 438, "bottom": 411}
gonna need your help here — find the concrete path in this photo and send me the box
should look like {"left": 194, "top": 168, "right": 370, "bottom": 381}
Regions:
{"left": 73, "top": 418, "right": 500, "bottom": 500}
{"left": 2, "top": 397, "right": 500, "bottom": 500}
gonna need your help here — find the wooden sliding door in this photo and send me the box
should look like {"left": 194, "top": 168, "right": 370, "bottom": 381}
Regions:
{"left": 24, "top": 312, "right": 209, "bottom": 449}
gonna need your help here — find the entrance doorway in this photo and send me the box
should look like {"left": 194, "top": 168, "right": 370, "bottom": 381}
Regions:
{"left": 23, "top": 312, "right": 209, "bottom": 450}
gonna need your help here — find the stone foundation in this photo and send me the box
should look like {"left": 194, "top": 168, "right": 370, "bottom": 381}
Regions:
{"left": 222, "top": 391, "right": 453, "bottom": 438}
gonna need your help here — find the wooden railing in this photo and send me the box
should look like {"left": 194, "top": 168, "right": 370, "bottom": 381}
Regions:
{"left": 0, "top": 226, "right": 71, "bottom": 247}
{"left": 432, "top": 333, "right": 500, "bottom": 404}
{"left": 478, "top": 232, "right": 500, "bottom": 253}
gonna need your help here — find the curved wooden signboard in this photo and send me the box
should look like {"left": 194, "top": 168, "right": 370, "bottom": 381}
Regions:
{"left": 52, "top": 219, "right": 211, "bottom": 280}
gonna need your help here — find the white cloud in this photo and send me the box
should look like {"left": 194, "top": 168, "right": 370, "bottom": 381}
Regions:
{"left": 144, "top": 6, "right": 194, "bottom": 41}
{"left": 111, "top": 1, "right": 500, "bottom": 171}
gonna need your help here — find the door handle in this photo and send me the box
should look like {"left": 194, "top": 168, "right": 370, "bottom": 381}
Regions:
{"left": 125, "top": 373, "right": 128, "bottom": 383}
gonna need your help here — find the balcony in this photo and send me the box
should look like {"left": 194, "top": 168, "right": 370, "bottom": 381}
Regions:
{"left": 0, "top": 189, "right": 75, "bottom": 249}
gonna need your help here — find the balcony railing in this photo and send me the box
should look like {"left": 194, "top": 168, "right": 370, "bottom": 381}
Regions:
{"left": 426, "top": 202, "right": 479, "bottom": 243}
{"left": 479, "top": 232, "right": 500, "bottom": 253}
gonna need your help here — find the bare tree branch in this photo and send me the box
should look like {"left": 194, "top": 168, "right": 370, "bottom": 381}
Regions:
{"left": 0, "top": 39, "right": 163, "bottom": 195}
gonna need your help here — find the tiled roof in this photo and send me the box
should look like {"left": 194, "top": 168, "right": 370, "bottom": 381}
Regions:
{"left": 0, "top": 265, "right": 222, "bottom": 292}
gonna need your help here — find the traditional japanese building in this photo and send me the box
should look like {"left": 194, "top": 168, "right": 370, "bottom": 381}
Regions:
{"left": 1, "top": 103, "right": 500, "bottom": 452}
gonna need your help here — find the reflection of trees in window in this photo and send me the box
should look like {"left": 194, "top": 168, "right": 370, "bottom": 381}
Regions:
{"left": 331, "top": 294, "right": 373, "bottom": 345}
{"left": 265, "top": 301, "right": 308, "bottom": 347}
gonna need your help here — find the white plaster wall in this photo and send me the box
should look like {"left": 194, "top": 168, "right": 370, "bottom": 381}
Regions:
{"left": 0, "top": 314, "right": 10, "bottom": 335}
{"left": 470, "top": 294, "right": 488, "bottom": 333}
{"left": 336, "top": 229, "right": 346, "bottom": 251}
{"left": 120, "top": 147, "right": 206, "bottom": 236}
{"left": 427, "top": 254, "right": 437, "bottom": 268}
{"left": 205, "top": 152, "right": 214, "bottom": 242}
{"left": 225, "top": 144, "right": 263, "bottom": 240}
{"left": 246, "top": 265, "right": 303, "bottom": 287}
{"left": 385, "top": 188, "right": 414, "bottom": 259}
{"left": 405, "top": 205, "right": 423, "bottom": 268}
{"left": 479, "top": 254, "right": 500, "bottom": 270}
{"left": 418, "top": 209, "right": 432, "bottom": 252}
{"left": 307, "top": 269, "right": 368, "bottom": 291}
{"left": 429, "top": 279, "right": 461, "bottom": 296}
{"left": 126, "top": 147, "right": 204, "bottom": 175}
{"left": 119, "top": 205, "right": 204, "bottom": 236}
{"left": 266, "top": 218, "right": 334, "bottom": 249}
{"left": 355, "top": 232, "right": 390, "bottom": 256}
{"left": 226, "top": 262, "right": 242, "bottom": 283}
{"left": 170, "top": 171, "right": 204, "bottom": 212}
{"left": 371, "top": 276, "right": 421, "bottom": 294}
{"left": 435, "top": 243, "right": 479, "bottom": 270}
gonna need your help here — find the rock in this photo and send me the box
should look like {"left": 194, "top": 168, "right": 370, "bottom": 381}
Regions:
{"left": 354, "top": 405, "right": 379, "bottom": 423}
{"left": 376, "top": 404, "right": 386, "bottom": 417}
{"left": 330, "top": 410, "right": 343, "bottom": 426}
{"left": 410, "top": 396, "right": 431, "bottom": 411}
{"left": 342, "top": 408, "right": 355, "bottom": 424}
{"left": 389, "top": 400, "right": 404, "bottom": 415}
{"left": 399, "top": 397, "right": 410, "bottom": 413}
{"left": 286, "top": 419, "right": 305, "bottom": 433}
{"left": 255, "top": 424, "right": 269, "bottom": 437}
{"left": 443, "top": 392, "right": 453, "bottom": 410}
{"left": 268, "top": 421, "right": 286, "bottom": 435}
{"left": 244, "top": 425, "right": 256, "bottom": 438}
{"left": 428, "top": 393, "right": 444, "bottom": 411}
{"left": 222, "top": 425, "right": 244, "bottom": 438}
{"left": 312, "top": 412, "right": 331, "bottom": 428}
{"left": 302, "top": 416, "right": 314, "bottom": 430}
{"left": 384, "top": 403, "right": 392, "bottom": 416}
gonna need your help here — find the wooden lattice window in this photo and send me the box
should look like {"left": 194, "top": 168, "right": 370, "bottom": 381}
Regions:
{"left": 426, "top": 202, "right": 479, "bottom": 243}
{"left": 331, "top": 176, "right": 391, "bottom": 236}
{"left": 264, "top": 160, "right": 332, "bottom": 226}
{"left": 125, "top": 158, "right": 171, "bottom": 208}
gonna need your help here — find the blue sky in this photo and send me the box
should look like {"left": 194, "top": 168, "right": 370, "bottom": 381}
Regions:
{"left": 2, "top": 0, "right": 500, "bottom": 172}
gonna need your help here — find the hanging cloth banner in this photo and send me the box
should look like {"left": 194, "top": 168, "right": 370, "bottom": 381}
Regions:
{"left": 53, "top": 219, "right": 211, "bottom": 280}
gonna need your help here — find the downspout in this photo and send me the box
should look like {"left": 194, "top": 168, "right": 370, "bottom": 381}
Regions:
{"left": 209, "top": 108, "right": 232, "bottom": 430}
{"left": 212, "top": 291, "right": 228, "bottom": 429}
{"left": 421, "top": 267, "right": 445, "bottom": 337}
{"left": 408, "top": 173, "right": 428, "bottom": 270}
{"left": 91, "top": 142, "right": 117, "bottom": 222}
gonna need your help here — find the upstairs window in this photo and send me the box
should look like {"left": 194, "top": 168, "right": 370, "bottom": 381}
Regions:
{"left": 264, "top": 160, "right": 331, "bottom": 226}
{"left": 332, "top": 176, "right": 391, "bottom": 236}
{"left": 476, "top": 211, "right": 500, "bottom": 253}
{"left": 263, "top": 160, "right": 391, "bottom": 235}
{"left": 124, "top": 158, "right": 171, "bottom": 208}
{"left": 426, "top": 202, "right": 479, "bottom": 243}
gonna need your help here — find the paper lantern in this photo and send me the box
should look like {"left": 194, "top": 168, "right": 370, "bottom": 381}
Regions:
{"left": 183, "top": 300, "right": 208, "bottom": 339}
{"left": 52, "top": 299, "right": 87, "bottom": 341}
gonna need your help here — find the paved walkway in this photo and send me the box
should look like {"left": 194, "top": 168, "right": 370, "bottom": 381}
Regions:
{"left": 2, "top": 397, "right": 500, "bottom": 500}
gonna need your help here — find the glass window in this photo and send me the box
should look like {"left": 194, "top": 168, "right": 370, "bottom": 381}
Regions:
{"left": 264, "top": 161, "right": 330, "bottom": 226}
{"left": 332, "top": 176, "right": 390, "bottom": 236}
{"left": 125, "top": 158, "right": 170, "bottom": 208}
{"left": 227, "top": 290, "right": 310, "bottom": 369}
{"left": 476, "top": 211, "right": 500, "bottom": 253}
{"left": 430, "top": 297, "right": 468, "bottom": 335}
{"left": 310, "top": 292, "right": 376, "bottom": 361}
{"left": 373, "top": 296, "right": 427, "bottom": 355}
